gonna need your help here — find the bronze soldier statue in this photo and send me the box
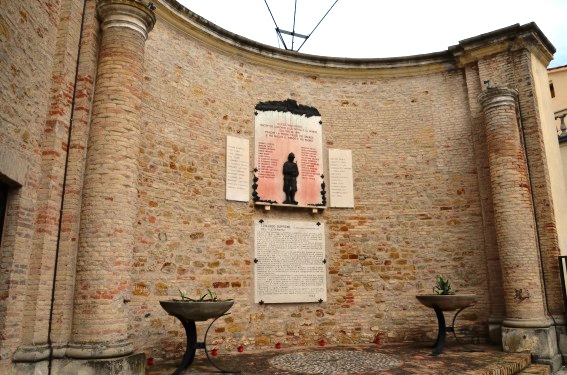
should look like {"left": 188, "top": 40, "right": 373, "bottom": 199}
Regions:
{"left": 282, "top": 152, "right": 299, "bottom": 204}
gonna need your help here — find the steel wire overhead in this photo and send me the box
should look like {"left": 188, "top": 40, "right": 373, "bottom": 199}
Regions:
{"left": 263, "top": 0, "right": 339, "bottom": 52}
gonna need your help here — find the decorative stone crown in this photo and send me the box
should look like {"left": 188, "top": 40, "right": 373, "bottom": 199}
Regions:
{"left": 97, "top": 0, "right": 156, "bottom": 40}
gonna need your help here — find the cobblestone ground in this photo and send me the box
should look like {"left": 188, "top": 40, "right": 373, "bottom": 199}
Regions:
{"left": 146, "top": 342, "right": 534, "bottom": 375}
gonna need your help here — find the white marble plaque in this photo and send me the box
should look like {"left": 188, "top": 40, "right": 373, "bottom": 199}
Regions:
{"left": 329, "top": 149, "right": 354, "bottom": 208}
{"left": 254, "top": 219, "right": 327, "bottom": 303}
{"left": 226, "top": 136, "right": 250, "bottom": 202}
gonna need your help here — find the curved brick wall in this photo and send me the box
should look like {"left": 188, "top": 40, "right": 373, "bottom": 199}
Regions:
{"left": 1, "top": 0, "right": 564, "bottom": 371}
{"left": 128, "top": 1, "right": 558, "bottom": 359}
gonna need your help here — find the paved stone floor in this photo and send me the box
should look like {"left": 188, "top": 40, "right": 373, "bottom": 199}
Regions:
{"left": 146, "top": 342, "right": 537, "bottom": 374}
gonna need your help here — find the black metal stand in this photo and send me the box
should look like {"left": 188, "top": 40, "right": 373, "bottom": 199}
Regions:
{"left": 171, "top": 314, "right": 239, "bottom": 374}
{"left": 430, "top": 305, "right": 482, "bottom": 356}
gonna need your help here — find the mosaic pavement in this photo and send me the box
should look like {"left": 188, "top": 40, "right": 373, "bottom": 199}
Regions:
{"left": 146, "top": 342, "right": 541, "bottom": 375}
{"left": 269, "top": 350, "right": 401, "bottom": 374}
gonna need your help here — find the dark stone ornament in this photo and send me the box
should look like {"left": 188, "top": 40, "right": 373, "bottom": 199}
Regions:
{"left": 255, "top": 99, "right": 320, "bottom": 118}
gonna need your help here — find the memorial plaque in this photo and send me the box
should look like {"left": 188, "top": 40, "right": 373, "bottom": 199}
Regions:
{"left": 254, "top": 219, "right": 327, "bottom": 303}
{"left": 253, "top": 100, "right": 325, "bottom": 207}
{"left": 329, "top": 149, "right": 355, "bottom": 208}
{"left": 226, "top": 136, "right": 250, "bottom": 202}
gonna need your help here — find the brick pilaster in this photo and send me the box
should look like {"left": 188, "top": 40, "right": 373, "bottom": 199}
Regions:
{"left": 68, "top": 0, "right": 155, "bottom": 359}
{"left": 479, "top": 86, "right": 546, "bottom": 321}
{"left": 479, "top": 86, "right": 559, "bottom": 366}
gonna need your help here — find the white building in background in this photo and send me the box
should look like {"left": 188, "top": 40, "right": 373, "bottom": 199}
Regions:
{"left": 549, "top": 64, "right": 567, "bottom": 189}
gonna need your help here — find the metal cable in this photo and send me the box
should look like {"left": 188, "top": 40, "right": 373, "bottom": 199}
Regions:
{"left": 297, "top": 0, "right": 339, "bottom": 52}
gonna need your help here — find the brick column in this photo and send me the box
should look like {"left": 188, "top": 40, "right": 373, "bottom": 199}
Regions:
{"left": 67, "top": 0, "right": 155, "bottom": 359}
{"left": 478, "top": 86, "right": 560, "bottom": 368}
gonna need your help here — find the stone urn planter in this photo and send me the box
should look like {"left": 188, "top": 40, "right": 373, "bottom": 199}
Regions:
{"left": 159, "top": 299, "right": 234, "bottom": 321}
{"left": 160, "top": 291, "right": 236, "bottom": 374}
{"left": 415, "top": 294, "right": 476, "bottom": 311}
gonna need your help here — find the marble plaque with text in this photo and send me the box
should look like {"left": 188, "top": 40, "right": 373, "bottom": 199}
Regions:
{"left": 254, "top": 219, "right": 327, "bottom": 303}
{"left": 328, "top": 149, "right": 354, "bottom": 208}
{"left": 226, "top": 136, "right": 250, "bottom": 202}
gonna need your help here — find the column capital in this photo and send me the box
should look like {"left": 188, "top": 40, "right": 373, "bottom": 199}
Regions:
{"left": 97, "top": 0, "right": 156, "bottom": 40}
{"left": 478, "top": 86, "right": 518, "bottom": 112}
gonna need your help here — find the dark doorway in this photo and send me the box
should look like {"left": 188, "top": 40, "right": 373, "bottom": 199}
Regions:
{"left": 0, "top": 181, "right": 8, "bottom": 247}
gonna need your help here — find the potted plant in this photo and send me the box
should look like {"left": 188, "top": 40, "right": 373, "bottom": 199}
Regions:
{"left": 160, "top": 288, "right": 234, "bottom": 321}
{"left": 432, "top": 275, "right": 456, "bottom": 295}
{"left": 416, "top": 276, "right": 476, "bottom": 311}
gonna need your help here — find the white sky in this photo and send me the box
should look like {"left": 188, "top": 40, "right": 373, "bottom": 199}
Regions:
{"left": 176, "top": 0, "right": 567, "bottom": 68}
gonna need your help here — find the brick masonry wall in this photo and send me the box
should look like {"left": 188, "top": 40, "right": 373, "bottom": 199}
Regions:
{"left": 479, "top": 87, "right": 546, "bottom": 319}
{"left": 513, "top": 53, "right": 564, "bottom": 317}
{"left": 131, "top": 19, "right": 493, "bottom": 360}
{"left": 25, "top": 0, "right": 94, "bottom": 347}
{"left": 0, "top": 0, "right": 99, "bottom": 369}
{"left": 463, "top": 64, "right": 506, "bottom": 325}
{"left": 0, "top": 1, "right": 562, "bottom": 370}
{"left": 72, "top": 2, "right": 153, "bottom": 347}
{"left": 0, "top": 0, "right": 65, "bottom": 368}
{"left": 52, "top": 0, "right": 99, "bottom": 347}
{"left": 477, "top": 51, "right": 564, "bottom": 317}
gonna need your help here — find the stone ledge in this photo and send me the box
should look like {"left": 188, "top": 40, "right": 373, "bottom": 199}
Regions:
{"left": 13, "top": 353, "right": 145, "bottom": 375}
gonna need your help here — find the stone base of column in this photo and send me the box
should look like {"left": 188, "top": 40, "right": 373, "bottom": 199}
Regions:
{"left": 488, "top": 316, "right": 504, "bottom": 344}
{"left": 551, "top": 316, "right": 567, "bottom": 364}
{"left": 556, "top": 327, "right": 567, "bottom": 364}
{"left": 66, "top": 340, "right": 134, "bottom": 358}
{"left": 13, "top": 352, "right": 145, "bottom": 375}
{"left": 502, "top": 318, "right": 562, "bottom": 372}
